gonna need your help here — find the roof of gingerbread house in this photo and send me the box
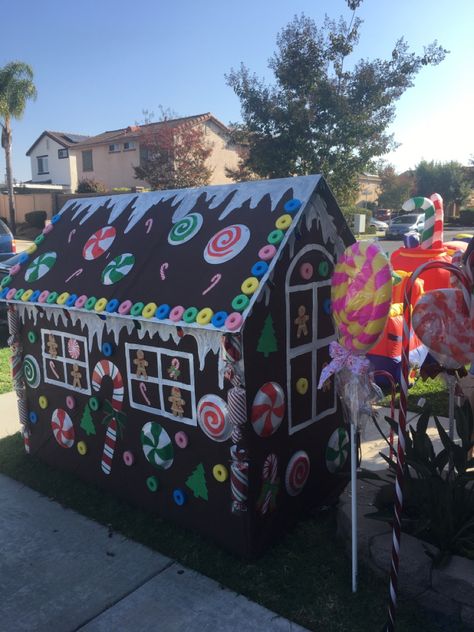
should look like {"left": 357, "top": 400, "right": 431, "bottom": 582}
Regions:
{"left": 0, "top": 175, "right": 352, "bottom": 333}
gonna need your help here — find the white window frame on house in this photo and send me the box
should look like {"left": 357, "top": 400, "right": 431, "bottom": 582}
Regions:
{"left": 123, "top": 141, "right": 136, "bottom": 151}
{"left": 82, "top": 150, "right": 93, "bottom": 172}
{"left": 285, "top": 244, "right": 337, "bottom": 435}
{"left": 37, "top": 155, "right": 49, "bottom": 175}
{"left": 125, "top": 343, "right": 196, "bottom": 426}
{"left": 108, "top": 143, "right": 120, "bottom": 153}
{"left": 41, "top": 328, "right": 91, "bottom": 395}
{"left": 58, "top": 148, "right": 68, "bottom": 159}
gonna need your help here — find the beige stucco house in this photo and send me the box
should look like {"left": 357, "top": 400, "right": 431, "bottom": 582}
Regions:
{"left": 356, "top": 172, "right": 381, "bottom": 207}
{"left": 27, "top": 114, "right": 241, "bottom": 193}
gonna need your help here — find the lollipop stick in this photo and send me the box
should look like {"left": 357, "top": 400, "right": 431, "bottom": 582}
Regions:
{"left": 350, "top": 421, "right": 358, "bottom": 593}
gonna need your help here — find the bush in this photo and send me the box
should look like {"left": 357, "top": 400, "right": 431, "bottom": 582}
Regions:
{"left": 76, "top": 178, "right": 108, "bottom": 194}
{"left": 460, "top": 208, "right": 474, "bottom": 226}
{"left": 24, "top": 210, "right": 47, "bottom": 228}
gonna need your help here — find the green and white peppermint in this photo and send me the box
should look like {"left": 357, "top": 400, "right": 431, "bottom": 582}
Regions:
{"left": 23, "top": 354, "right": 41, "bottom": 388}
{"left": 24, "top": 252, "right": 57, "bottom": 283}
{"left": 168, "top": 213, "right": 203, "bottom": 245}
{"left": 101, "top": 253, "right": 135, "bottom": 285}
{"left": 326, "top": 427, "right": 349, "bottom": 473}
{"left": 141, "top": 421, "right": 174, "bottom": 470}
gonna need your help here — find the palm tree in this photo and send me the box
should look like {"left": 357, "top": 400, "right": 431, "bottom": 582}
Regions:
{"left": 0, "top": 62, "right": 37, "bottom": 234}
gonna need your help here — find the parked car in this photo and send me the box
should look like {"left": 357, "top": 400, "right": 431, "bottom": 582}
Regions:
{"left": 374, "top": 208, "right": 391, "bottom": 221}
{"left": 386, "top": 213, "right": 424, "bottom": 239}
{"left": 369, "top": 218, "right": 388, "bottom": 231}
{"left": 0, "top": 219, "right": 16, "bottom": 261}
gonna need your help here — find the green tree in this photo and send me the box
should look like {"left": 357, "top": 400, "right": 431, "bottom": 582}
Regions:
{"left": 0, "top": 62, "right": 37, "bottom": 233}
{"left": 80, "top": 403, "right": 96, "bottom": 436}
{"left": 133, "top": 109, "right": 213, "bottom": 190}
{"left": 257, "top": 314, "right": 278, "bottom": 358}
{"left": 185, "top": 463, "right": 208, "bottom": 500}
{"left": 414, "top": 160, "right": 470, "bottom": 213}
{"left": 377, "top": 164, "right": 414, "bottom": 210}
{"left": 226, "top": 3, "right": 446, "bottom": 203}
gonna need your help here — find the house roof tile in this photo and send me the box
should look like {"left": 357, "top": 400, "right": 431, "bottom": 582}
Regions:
{"left": 26, "top": 131, "right": 90, "bottom": 156}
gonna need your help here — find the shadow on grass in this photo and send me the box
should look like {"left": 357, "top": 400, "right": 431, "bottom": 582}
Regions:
{"left": 0, "top": 433, "right": 465, "bottom": 632}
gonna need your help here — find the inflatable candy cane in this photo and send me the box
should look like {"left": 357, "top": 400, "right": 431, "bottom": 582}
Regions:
{"left": 401, "top": 196, "right": 436, "bottom": 250}
{"left": 91, "top": 360, "right": 124, "bottom": 475}
{"left": 429, "top": 193, "right": 444, "bottom": 249}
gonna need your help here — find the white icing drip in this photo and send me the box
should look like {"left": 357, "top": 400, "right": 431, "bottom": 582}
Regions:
{"left": 59, "top": 175, "right": 321, "bottom": 231}
{"left": 16, "top": 303, "right": 40, "bottom": 325}
{"left": 305, "top": 195, "right": 346, "bottom": 255}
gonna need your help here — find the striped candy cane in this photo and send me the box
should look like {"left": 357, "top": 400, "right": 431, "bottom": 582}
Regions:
{"left": 429, "top": 193, "right": 444, "bottom": 249}
{"left": 401, "top": 196, "right": 435, "bottom": 250}
{"left": 91, "top": 360, "right": 124, "bottom": 475}
{"left": 385, "top": 259, "right": 471, "bottom": 631}
{"left": 230, "top": 445, "right": 249, "bottom": 512}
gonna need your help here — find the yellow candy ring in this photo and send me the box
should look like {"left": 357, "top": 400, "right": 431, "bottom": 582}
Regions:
{"left": 275, "top": 214, "right": 293, "bottom": 230}
{"left": 21, "top": 289, "right": 33, "bottom": 302}
{"left": 296, "top": 378, "right": 308, "bottom": 395}
{"left": 77, "top": 441, "right": 87, "bottom": 455}
{"left": 331, "top": 241, "right": 392, "bottom": 353}
{"left": 142, "top": 302, "right": 157, "bottom": 318}
{"left": 240, "top": 276, "right": 259, "bottom": 295}
{"left": 57, "top": 292, "right": 70, "bottom": 305}
{"left": 26, "top": 244, "right": 37, "bottom": 255}
{"left": 213, "top": 464, "right": 229, "bottom": 482}
{"left": 39, "top": 395, "right": 48, "bottom": 409}
{"left": 196, "top": 307, "right": 213, "bottom": 325}
{"left": 94, "top": 297, "right": 108, "bottom": 312}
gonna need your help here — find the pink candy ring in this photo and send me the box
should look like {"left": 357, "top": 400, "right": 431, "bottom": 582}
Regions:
{"left": 123, "top": 450, "right": 135, "bottom": 466}
{"left": 10, "top": 264, "right": 21, "bottom": 276}
{"left": 258, "top": 244, "right": 277, "bottom": 261}
{"left": 6, "top": 288, "right": 17, "bottom": 300}
{"left": 38, "top": 290, "right": 50, "bottom": 303}
{"left": 75, "top": 294, "right": 88, "bottom": 309}
{"left": 118, "top": 299, "right": 133, "bottom": 315}
{"left": 66, "top": 395, "right": 76, "bottom": 410}
{"left": 299, "top": 262, "right": 313, "bottom": 280}
{"left": 42, "top": 223, "right": 54, "bottom": 235}
{"left": 175, "top": 431, "right": 189, "bottom": 449}
{"left": 225, "top": 312, "right": 243, "bottom": 331}
{"left": 169, "top": 305, "right": 185, "bottom": 322}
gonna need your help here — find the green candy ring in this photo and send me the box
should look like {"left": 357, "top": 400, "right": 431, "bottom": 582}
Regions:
{"left": 183, "top": 307, "right": 198, "bottom": 323}
{"left": 130, "top": 301, "right": 145, "bottom": 317}
{"left": 231, "top": 294, "right": 250, "bottom": 312}
{"left": 85, "top": 296, "right": 97, "bottom": 310}
{"left": 267, "top": 229, "right": 284, "bottom": 245}
{"left": 46, "top": 291, "right": 58, "bottom": 304}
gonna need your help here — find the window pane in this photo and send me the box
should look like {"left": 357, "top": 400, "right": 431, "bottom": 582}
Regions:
{"left": 82, "top": 150, "right": 93, "bottom": 171}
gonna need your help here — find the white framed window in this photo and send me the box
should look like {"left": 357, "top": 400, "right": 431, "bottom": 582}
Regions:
{"left": 37, "top": 155, "right": 49, "bottom": 175}
{"left": 285, "top": 245, "right": 337, "bottom": 435}
{"left": 108, "top": 143, "right": 120, "bottom": 153}
{"left": 58, "top": 148, "right": 68, "bottom": 159}
{"left": 125, "top": 343, "right": 196, "bottom": 426}
{"left": 123, "top": 141, "right": 136, "bottom": 151}
{"left": 82, "top": 150, "right": 93, "bottom": 172}
{"left": 41, "top": 328, "right": 91, "bottom": 394}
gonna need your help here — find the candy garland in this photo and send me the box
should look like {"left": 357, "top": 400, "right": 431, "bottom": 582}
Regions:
{"left": 7, "top": 305, "right": 30, "bottom": 452}
{"left": 384, "top": 259, "right": 472, "bottom": 632}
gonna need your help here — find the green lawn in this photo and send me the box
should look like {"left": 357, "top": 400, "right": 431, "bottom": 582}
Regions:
{"left": 0, "top": 346, "right": 12, "bottom": 394}
{"left": 0, "top": 433, "right": 464, "bottom": 632}
{"left": 380, "top": 375, "right": 449, "bottom": 417}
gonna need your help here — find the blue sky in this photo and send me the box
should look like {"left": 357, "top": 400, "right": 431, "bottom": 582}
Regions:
{"left": 1, "top": 0, "right": 473, "bottom": 183}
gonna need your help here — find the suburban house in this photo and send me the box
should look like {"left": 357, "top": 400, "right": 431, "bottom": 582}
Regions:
{"left": 26, "top": 131, "right": 90, "bottom": 191}
{"left": 26, "top": 114, "right": 242, "bottom": 193}
{"left": 356, "top": 172, "right": 381, "bottom": 207}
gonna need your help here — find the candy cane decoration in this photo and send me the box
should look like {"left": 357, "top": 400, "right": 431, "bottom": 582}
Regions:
{"left": 145, "top": 218, "right": 153, "bottom": 234}
{"left": 256, "top": 454, "right": 279, "bottom": 515}
{"left": 402, "top": 196, "right": 435, "bottom": 250}
{"left": 49, "top": 360, "right": 60, "bottom": 380}
{"left": 139, "top": 381, "right": 151, "bottom": 406}
{"left": 65, "top": 268, "right": 83, "bottom": 283}
{"left": 68, "top": 229, "right": 76, "bottom": 243}
{"left": 91, "top": 360, "right": 124, "bottom": 475}
{"left": 385, "top": 259, "right": 471, "bottom": 631}
{"left": 429, "top": 193, "right": 444, "bottom": 249}
{"left": 202, "top": 273, "right": 222, "bottom": 296}
{"left": 230, "top": 445, "right": 249, "bottom": 513}
{"left": 160, "top": 263, "right": 169, "bottom": 280}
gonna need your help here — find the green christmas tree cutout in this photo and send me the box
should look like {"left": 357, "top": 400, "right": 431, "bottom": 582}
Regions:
{"left": 80, "top": 402, "right": 96, "bottom": 436}
{"left": 257, "top": 314, "right": 278, "bottom": 358}
{"left": 185, "top": 463, "right": 208, "bottom": 501}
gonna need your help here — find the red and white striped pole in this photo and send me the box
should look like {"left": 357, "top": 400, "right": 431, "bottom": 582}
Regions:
{"left": 385, "top": 260, "right": 471, "bottom": 631}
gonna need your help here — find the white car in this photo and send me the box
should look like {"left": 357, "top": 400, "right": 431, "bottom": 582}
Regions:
{"left": 369, "top": 218, "right": 388, "bottom": 231}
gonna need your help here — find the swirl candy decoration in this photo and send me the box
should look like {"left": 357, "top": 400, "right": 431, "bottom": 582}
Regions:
{"left": 331, "top": 241, "right": 392, "bottom": 353}
{"left": 168, "top": 213, "right": 203, "bottom": 245}
{"left": 204, "top": 224, "right": 250, "bottom": 264}
{"left": 230, "top": 445, "right": 249, "bottom": 513}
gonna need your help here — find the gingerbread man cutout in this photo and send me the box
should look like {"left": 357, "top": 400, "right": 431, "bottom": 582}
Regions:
{"left": 168, "top": 386, "right": 185, "bottom": 417}
{"left": 294, "top": 305, "right": 309, "bottom": 339}
{"left": 134, "top": 349, "right": 148, "bottom": 379}
{"left": 47, "top": 333, "right": 59, "bottom": 358}
{"left": 71, "top": 363, "right": 82, "bottom": 389}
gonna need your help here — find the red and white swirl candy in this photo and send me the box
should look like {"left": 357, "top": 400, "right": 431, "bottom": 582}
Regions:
{"left": 51, "top": 408, "right": 75, "bottom": 448}
{"left": 197, "top": 394, "right": 232, "bottom": 442}
{"left": 83, "top": 226, "right": 116, "bottom": 260}
{"left": 250, "top": 382, "right": 285, "bottom": 437}
{"left": 204, "top": 224, "right": 250, "bottom": 264}
{"left": 285, "top": 451, "right": 310, "bottom": 496}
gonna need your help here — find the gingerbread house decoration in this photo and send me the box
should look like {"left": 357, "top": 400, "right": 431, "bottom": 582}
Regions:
{"left": 0, "top": 175, "right": 354, "bottom": 556}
